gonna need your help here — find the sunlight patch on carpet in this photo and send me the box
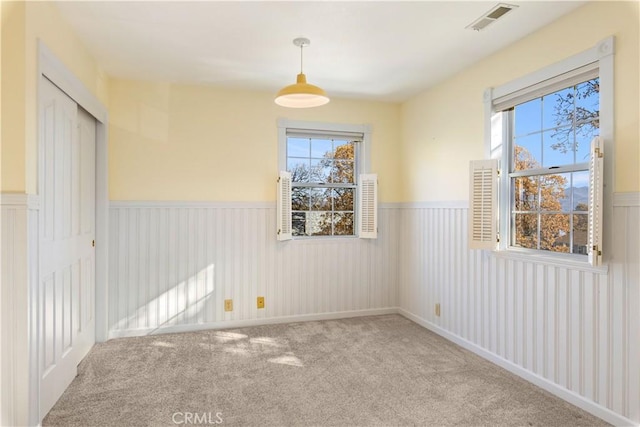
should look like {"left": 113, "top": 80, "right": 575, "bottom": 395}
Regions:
{"left": 268, "top": 353, "right": 304, "bottom": 367}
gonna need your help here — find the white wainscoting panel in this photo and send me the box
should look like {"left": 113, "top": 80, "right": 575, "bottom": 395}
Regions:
{"left": 0, "top": 194, "right": 34, "bottom": 427}
{"left": 108, "top": 202, "right": 400, "bottom": 337}
{"left": 397, "top": 197, "right": 639, "bottom": 426}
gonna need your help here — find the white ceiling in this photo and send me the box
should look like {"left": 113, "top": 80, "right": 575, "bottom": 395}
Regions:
{"left": 54, "top": 1, "right": 586, "bottom": 103}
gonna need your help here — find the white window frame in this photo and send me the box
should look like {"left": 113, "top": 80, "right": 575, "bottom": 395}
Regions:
{"left": 277, "top": 119, "right": 373, "bottom": 239}
{"left": 482, "top": 36, "right": 614, "bottom": 269}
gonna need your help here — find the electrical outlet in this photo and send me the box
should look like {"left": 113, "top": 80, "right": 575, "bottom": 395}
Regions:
{"left": 224, "top": 299, "right": 233, "bottom": 312}
{"left": 435, "top": 303, "right": 441, "bottom": 317}
{"left": 257, "top": 296, "right": 265, "bottom": 309}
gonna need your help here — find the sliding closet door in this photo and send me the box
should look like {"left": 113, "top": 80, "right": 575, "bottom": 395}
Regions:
{"left": 39, "top": 77, "right": 96, "bottom": 419}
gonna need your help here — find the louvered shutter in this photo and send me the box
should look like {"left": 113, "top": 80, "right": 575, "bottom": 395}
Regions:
{"left": 588, "top": 137, "right": 603, "bottom": 266}
{"left": 277, "top": 171, "right": 292, "bottom": 241}
{"left": 358, "top": 174, "right": 378, "bottom": 239}
{"left": 468, "top": 159, "right": 498, "bottom": 250}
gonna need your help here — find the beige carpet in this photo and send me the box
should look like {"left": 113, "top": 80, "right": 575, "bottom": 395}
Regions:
{"left": 43, "top": 314, "right": 607, "bottom": 426}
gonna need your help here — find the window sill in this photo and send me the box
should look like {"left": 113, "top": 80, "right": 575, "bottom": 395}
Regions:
{"left": 290, "top": 235, "right": 360, "bottom": 244}
{"left": 491, "top": 248, "right": 609, "bottom": 274}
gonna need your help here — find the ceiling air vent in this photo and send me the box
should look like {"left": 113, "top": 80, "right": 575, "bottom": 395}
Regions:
{"left": 466, "top": 3, "right": 518, "bottom": 31}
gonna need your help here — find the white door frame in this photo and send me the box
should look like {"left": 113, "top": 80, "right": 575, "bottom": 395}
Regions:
{"left": 31, "top": 40, "right": 109, "bottom": 425}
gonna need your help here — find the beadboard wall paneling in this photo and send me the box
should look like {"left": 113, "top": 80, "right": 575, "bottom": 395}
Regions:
{"left": 397, "top": 201, "right": 639, "bottom": 426}
{"left": 0, "top": 194, "right": 35, "bottom": 427}
{"left": 107, "top": 202, "right": 400, "bottom": 337}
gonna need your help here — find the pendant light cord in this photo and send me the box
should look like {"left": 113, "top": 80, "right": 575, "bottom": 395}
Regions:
{"left": 299, "top": 44, "right": 304, "bottom": 74}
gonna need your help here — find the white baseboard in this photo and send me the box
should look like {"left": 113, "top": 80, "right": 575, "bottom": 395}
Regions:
{"left": 397, "top": 309, "right": 637, "bottom": 427}
{"left": 107, "top": 307, "right": 398, "bottom": 339}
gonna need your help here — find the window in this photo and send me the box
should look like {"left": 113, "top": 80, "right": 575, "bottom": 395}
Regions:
{"left": 287, "top": 132, "right": 359, "bottom": 236}
{"left": 277, "top": 120, "right": 377, "bottom": 240}
{"left": 508, "top": 75, "right": 599, "bottom": 255}
{"left": 470, "top": 37, "right": 613, "bottom": 267}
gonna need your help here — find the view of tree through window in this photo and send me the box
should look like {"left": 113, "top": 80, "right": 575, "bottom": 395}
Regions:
{"left": 287, "top": 135, "right": 358, "bottom": 236}
{"left": 511, "top": 77, "right": 599, "bottom": 254}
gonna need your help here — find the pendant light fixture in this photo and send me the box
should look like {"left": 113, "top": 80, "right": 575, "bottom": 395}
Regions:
{"left": 275, "top": 37, "right": 330, "bottom": 108}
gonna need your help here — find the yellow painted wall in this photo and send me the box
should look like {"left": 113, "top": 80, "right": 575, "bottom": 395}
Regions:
{"left": 1, "top": 0, "right": 26, "bottom": 192}
{"left": 109, "top": 79, "right": 402, "bottom": 202}
{"left": 401, "top": 1, "right": 640, "bottom": 202}
{"left": 1, "top": 1, "right": 3, "bottom": 189}
{"left": 0, "top": 0, "right": 107, "bottom": 193}
{"left": 3, "top": 1, "right": 635, "bottom": 202}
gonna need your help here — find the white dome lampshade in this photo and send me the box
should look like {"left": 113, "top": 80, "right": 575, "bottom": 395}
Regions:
{"left": 275, "top": 38, "right": 330, "bottom": 108}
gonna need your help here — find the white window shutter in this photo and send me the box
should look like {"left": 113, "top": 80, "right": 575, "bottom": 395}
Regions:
{"left": 277, "top": 171, "right": 292, "bottom": 241}
{"left": 468, "top": 159, "right": 498, "bottom": 250}
{"left": 588, "top": 137, "right": 604, "bottom": 266}
{"left": 358, "top": 174, "right": 378, "bottom": 239}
